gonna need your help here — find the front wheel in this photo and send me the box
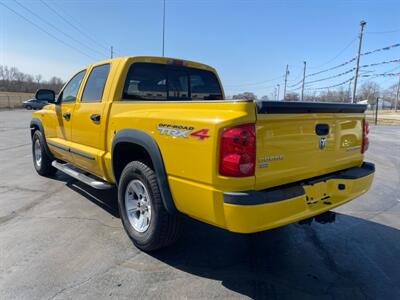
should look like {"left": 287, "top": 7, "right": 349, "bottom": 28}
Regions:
{"left": 32, "top": 130, "right": 56, "bottom": 176}
{"left": 118, "top": 161, "right": 181, "bottom": 251}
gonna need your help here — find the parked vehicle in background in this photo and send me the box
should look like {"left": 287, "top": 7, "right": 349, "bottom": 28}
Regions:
{"left": 30, "top": 56, "right": 374, "bottom": 251}
{"left": 22, "top": 98, "right": 48, "bottom": 110}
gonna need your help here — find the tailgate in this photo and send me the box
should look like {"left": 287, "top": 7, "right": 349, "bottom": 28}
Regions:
{"left": 254, "top": 101, "right": 367, "bottom": 190}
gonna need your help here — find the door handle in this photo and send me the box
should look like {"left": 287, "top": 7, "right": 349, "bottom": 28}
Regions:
{"left": 63, "top": 112, "right": 71, "bottom": 120}
{"left": 90, "top": 114, "right": 101, "bottom": 122}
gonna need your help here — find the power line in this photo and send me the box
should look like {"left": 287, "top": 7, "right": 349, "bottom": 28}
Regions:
{"left": 227, "top": 83, "right": 280, "bottom": 92}
{"left": 306, "top": 42, "right": 400, "bottom": 79}
{"left": 40, "top": 0, "right": 117, "bottom": 55}
{"left": 0, "top": 1, "right": 96, "bottom": 60}
{"left": 305, "top": 77, "right": 354, "bottom": 91}
{"left": 308, "top": 38, "right": 356, "bottom": 70}
{"left": 305, "top": 67, "right": 355, "bottom": 85}
{"left": 229, "top": 41, "right": 400, "bottom": 90}
{"left": 224, "top": 75, "right": 284, "bottom": 88}
{"left": 13, "top": 0, "right": 106, "bottom": 58}
{"left": 366, "top": 29, "right": 400, "bottom": 34}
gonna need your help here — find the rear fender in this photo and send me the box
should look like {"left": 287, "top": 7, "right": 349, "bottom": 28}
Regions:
{"left": 111, "top": 129, "right": 178, "bottom": 215}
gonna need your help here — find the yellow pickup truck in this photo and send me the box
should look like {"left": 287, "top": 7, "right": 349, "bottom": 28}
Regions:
{"left": 30, "top": 56, "right": 374, "bottom": 251}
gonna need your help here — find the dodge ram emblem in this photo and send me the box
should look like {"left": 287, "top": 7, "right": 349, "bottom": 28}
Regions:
{"left": 319, "top": 137, "right": 327, "bottom": 149}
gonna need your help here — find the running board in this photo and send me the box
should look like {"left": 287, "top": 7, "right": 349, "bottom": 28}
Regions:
{"left": 52, "top": 161, "right": 113, "bottom": 190}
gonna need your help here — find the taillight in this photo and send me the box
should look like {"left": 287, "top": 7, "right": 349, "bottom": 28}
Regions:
{"left": 361, "top": 119, "right": 369, "bottom": 153}
{"left": 219, "top": 124, "right": 256, "bottom": 177}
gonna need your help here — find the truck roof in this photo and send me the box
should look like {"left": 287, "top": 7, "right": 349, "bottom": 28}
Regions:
{"left": 85, "top": 56, "right": 217, "bottom": 73}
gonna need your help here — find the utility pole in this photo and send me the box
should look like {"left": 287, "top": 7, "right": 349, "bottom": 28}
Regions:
{"left": 162, "top": 0, "right": 166, "bottom": 56}
{"left": 301, "top": 61, "right": 307, "bottom": 101}
{"left": 395, "top": 74, "right": 400, "bottom": 111}
{"left": 277, "top": 84, "right": 280, "bottom": 100}
{"left": 274, "top": 87, "right": 277, "bottom": 100}
{"left": 110, "top": 46, "right": 113, "bottom": 59}
{"left": 352, "top": 20, "right": 367, "bottom": 103}
{"left": 283, "top": 64, "right": 289, "bottom": 100}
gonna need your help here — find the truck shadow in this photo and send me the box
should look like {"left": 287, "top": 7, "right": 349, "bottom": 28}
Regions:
{"left": 61, "top": 177, "right": 400, "bottom": 299}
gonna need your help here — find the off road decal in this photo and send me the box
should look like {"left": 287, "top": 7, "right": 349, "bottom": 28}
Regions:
{"left": 157, "top": 124, "right": 210, "bottom": 140}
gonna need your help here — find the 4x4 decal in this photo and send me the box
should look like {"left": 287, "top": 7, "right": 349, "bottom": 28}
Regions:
{"left": 190, "top": 129, "right": 210, "bottom": 140}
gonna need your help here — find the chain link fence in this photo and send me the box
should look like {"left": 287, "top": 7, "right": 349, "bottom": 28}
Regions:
{"left": 365, "top": 104, "right": 400, "bottom": 125}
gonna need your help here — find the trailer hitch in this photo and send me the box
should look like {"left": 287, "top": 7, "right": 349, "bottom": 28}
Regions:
{"left": 314, "top": 211, "right": 336, "bottom": 224}
{"left": 298, "top": 211, "right": 336, "bottom": 226}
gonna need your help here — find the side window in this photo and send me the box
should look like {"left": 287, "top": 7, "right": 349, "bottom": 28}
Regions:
{"left": 123, "top": 63, "right": 167, "bottom": 101}
{"left": 189, "top": 68, "right": 222, "bottom": 100}
{"left": 60, "top": 70, "right": 86, "bottom": 103}
{"left": 81, "top": 64, "right": 110, "bottom": 102}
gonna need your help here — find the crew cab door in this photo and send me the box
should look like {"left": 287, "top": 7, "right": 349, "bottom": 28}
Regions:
{"left": 69, "top": 63, "right": 112, "bottom": 177}
{"left": 46, "top": 70, "right": 86, "bottom": 163}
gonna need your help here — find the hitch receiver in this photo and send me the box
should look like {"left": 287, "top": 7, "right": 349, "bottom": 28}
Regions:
{"left": 314, "top": 211, "right": 336, "bottom": 224}
{"left": 298, "top": 211, "right": 336, "bottom": 226}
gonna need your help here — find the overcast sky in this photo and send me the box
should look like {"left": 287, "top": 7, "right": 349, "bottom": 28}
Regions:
{"left": 1, "top": 0, "right": 400, "bottom": 97}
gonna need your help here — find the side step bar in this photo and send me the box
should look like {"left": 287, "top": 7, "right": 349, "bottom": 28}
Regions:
{"left": 52, "top": 161, "right": 113, "bottom": 190}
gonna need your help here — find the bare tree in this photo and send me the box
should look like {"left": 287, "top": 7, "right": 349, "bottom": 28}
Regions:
{"left": 358, "top": 81, "right": 380, "bottom": 104}
{"left": 284, "top": 92, "right": 299, "bottom": 101}
{"left": 232, "top": 92, "right": 257, "bottom": 101}
{"left": 0, "top": 65, "right": 64, "bottom": 93}
{"left": 260, "top": 95, "right": 269, "bottom": 101}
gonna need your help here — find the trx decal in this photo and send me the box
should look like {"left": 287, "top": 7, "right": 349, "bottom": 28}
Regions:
{"left": 157, "top": 124, "right": 210, "bottom": 140}
{"left": 157, "top": 124, "right": 194, "bottom": 138}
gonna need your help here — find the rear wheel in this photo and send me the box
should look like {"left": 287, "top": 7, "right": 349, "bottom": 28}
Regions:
{"left": 32, "top": 130, "right": 56, "bottom": 176}
{"left": 26, "top": 105, "right": 32, "bottom": 110}
{"left": 118, "top": 161, "right": 181, "bottom": 251}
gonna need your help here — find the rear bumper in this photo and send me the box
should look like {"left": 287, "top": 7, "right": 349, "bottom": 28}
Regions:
{"left": 222, "top": 162, "right": 375, "bottom": 233}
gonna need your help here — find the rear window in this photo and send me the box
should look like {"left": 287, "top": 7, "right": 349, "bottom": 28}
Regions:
{"left": 122, "top": 62, "right": 222, "bottom": 101}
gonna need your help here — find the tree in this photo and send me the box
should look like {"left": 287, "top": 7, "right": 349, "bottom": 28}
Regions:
{"left": 232, "top": 92, "right": 257, "bottom": 101}
{"left": 260, "top": 95, "right": 269, "bottom": 101}
{"left": 284, "top": 92, "right": 299, "bottom": 101}
{"left": 35, "top": 74, "right": 42, "bottom": 89}
{"left": 358, "top": 81, "right": 380, "bottom": 104}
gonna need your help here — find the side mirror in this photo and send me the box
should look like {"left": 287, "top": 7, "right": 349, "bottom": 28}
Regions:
{"left": 35, "top": 89, "right": 55, "bottom": 103}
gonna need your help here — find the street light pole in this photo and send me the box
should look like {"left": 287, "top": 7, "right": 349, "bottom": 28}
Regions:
{"left": 351, "top": 20, "right": 367, "bottom": 103}
{"left": 277, "top": 84, "right": 280, "bottom": 100}
{"left": 162, "top": 0, "right": 166, "bottom": 56}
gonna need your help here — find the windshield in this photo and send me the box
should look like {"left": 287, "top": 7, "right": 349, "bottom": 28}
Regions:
{"left": 122, "top": 62, "right": 223, "bottom": 101}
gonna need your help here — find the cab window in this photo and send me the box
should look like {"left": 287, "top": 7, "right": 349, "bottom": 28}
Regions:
{"left": 81, "top": 64, "right": 110, "bottom": 102}
{"left": 59, "top": 70, "right": 86, "bottom": 103}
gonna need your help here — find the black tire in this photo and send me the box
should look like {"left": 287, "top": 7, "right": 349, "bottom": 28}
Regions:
{"left": 26, "top": 105, "right": 32, "bottom": 110}
{"left": 32, "top": 130, "right": 57, "bottom": 176}
{"left": 118, "top": 161, "right": 181, "bottom": 251}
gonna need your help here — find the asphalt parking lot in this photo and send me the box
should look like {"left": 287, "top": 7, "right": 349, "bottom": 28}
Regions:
{"left": 0, "top": 109, "right": 399, "bottom": 299}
